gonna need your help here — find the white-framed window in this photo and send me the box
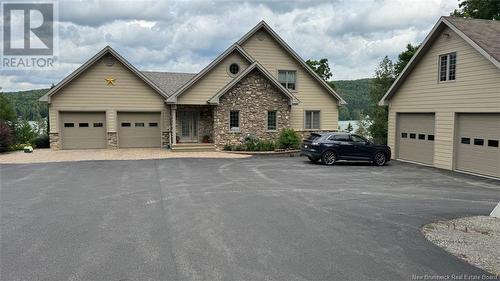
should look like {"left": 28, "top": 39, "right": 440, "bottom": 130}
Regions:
{"left": 439, "top": 52, "right": 456, "bottom": 82}
{"left": 278, "top": 70, "right": 296, "bottom": 90}
{"left": 229, "top": 110, "right": 240, "bottom": 132}
{"left": 305, "top": 110, "right": 320, "bottom": 130}
{"left": 267, "top": 110, "right": 277, "bottom": 131}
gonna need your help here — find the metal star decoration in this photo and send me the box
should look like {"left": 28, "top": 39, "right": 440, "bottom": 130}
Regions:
{"left": 105, "top": 77, "right": 115, "bottom": 86}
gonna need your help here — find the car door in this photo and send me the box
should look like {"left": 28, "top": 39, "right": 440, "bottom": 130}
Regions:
{"left": 349, "top": 134, "right": 372, "bottom": 160}
{"left": 329, "top": 134, "right": 354, "bottom": 159}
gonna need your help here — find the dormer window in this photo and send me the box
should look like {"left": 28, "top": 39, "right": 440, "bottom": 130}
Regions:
{"left": 439, "top": 52, "right": 456, "bottom": 82}
{"left": 278, "top": 70, "right": 296, "bottom": 90}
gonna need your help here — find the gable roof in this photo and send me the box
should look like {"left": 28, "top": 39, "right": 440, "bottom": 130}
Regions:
{"left": 39, "top": 46, "right": 170, "bottom": 103}
{"left": 141, "top": 71, "right": 195, "bottom": 97}
{"left": 165, "top": 44, "right": 255, "bottom": 103}
{"left": 208, "top": 62, "right": 300, "bottom": 105}
{"left": 379, "top": 16, "right": 500, "bottom": 105}
{"left": 237, "top": 21, "right": 346, "bottom": 105}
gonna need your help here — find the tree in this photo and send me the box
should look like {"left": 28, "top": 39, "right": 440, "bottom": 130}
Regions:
{"left": 0, "top": 93, "right": 16, "bottom": 122}
{"left": 14, "top": 119, "right": 38, "bottom": 144}
{"left": 452, "top": 0, "right": 500, "bottom": 20}
{"left": 368, "top": 56, "right": 395, "bottom": 144}
{"left": 355, "top": 114, "right": 371, "bottom": 139}
{"left": 394, "top": 44, "right": 420, "bottom": 76}
{"left": 346, "top": 122, "right": 353, "bottom": 133}
{"left": 306, "top": 58, "right": 332, "bottom": 81}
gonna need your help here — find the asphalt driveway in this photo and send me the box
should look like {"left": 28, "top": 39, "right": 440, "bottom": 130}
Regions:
{"left": 1, "top": 157, "right": 499, "bottom": 281}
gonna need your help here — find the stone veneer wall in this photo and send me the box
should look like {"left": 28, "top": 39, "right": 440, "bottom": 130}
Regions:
{"left": 213, "top": 69, "right": 290, "bottom": 147}
{"left": 107, "top": 132, "right": 118, "bottom": 149}
{"left": 49, "top": 132, "right": 60, "bottom": 150}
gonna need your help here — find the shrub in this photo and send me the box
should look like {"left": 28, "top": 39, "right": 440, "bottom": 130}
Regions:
{"left": 223, "top": 144, "right": 233, "bottom": 151}
{"left": 14, "top": 119, "right": 38, "bottom": 144}
{"left": 9, "top": 143, "right": 31, "bottom": 151}
{"left": 33, "top": 134, "right": 50, "bottom": 148}
{"left": 0, "top": 122, "right": 14, "bottom": 152}
{"left": 278, "top": 128, "right": 300, "bottom": 149}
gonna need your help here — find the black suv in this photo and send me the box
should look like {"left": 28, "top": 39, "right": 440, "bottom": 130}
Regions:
{"left": 300, "top": 132, "right": 391, "bottom": 166}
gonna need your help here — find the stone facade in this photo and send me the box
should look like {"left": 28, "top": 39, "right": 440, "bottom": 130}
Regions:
{"left": 107, "top": 132, "right": 118, "bottom": 149}
{"left": 162, "top": 131, "right": 170, "bottom": 147}
{"left": 49, "top": 132, "right": 60, "bottom": 150}
{"left": 213, "top": 69, "right": 291, "bottom": 147}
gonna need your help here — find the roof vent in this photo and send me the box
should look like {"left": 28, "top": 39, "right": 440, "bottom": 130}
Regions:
{"left": 257, "top": 32, "right": 265, "bottom": 41}
{"left": 104, "top": 56, "right": 115, "bottom": 66}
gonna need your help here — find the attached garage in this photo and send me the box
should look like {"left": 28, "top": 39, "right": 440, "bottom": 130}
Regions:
{"left": 396, "top": 113, "right": 435, "bottom": 165}
{"left": 61, "top": 112, "right": 106, "bottom": 149}
{"left": 118, "top": 112, "right": 161, "bottom": 148}
{"left": 455, "top": 113, "right": 500, "bottom": 178}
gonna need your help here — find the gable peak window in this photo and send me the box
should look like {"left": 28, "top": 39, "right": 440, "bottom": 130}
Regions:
{"left": 439, "top": 52, "right": 456, "bottom": 82}
{"left": 278, "top": 70, "right": 296, "bottom": 90}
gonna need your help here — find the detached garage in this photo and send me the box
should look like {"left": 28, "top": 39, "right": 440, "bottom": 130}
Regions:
{"left": 379, "top": 16, "right": 500, "bottom": 179}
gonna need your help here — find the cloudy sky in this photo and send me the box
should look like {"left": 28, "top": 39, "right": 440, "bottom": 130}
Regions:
{"left": 1, "top": 0, "right": 459, "bottom": 92}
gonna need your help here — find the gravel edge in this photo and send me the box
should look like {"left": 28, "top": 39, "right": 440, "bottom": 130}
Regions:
{"left": 422, "top": 216, "right": 500, "bottom": 277}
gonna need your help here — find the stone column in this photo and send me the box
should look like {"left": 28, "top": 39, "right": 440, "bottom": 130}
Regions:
{"left": 171, "top": 104, "right": 177, "bottom": 146}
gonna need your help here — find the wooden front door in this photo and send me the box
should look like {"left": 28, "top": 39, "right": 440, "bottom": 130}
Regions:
{"left": 180, "top": 111, "right": 198, "bottom": 142}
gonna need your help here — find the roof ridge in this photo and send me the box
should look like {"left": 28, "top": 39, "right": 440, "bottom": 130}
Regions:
{"left": 444, "top": 16, "right": 500, "bottom": 23}
{"left": 141, "top": 70, "right": 196, "bottom": 75}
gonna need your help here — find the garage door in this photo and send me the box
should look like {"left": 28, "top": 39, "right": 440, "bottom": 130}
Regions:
{"left": 61, "top": 112, "right": 106, "bottom": 149}
{"left": 396, "top": 113, "right": 435, "bottom": 165}
{"left": 118, "top": 112, "right": 161, "bottom": 148}
{"left": 455, "top": 113, "right": 500, "bottom": 178}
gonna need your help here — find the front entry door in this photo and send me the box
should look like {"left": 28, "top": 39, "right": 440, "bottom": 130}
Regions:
{"left": 180, "top": 111, "right": 198, "bottom": 142}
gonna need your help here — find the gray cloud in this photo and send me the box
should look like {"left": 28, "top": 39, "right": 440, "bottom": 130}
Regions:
{"left": 2, "top": 0, "right": 458, "bottom": 91}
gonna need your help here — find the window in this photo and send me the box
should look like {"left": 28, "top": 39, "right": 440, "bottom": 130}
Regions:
{"left": 329, "top": 134, "right": 350, "bottom": 141}
{"left": 428, "top": 135, "right": 435, "bottom": 141}
{"left": 228, "top": 63, "right": 240, "bottom": 75}
{"left": 135, "top": 122, "right": 145, "bottom": 127}
{"left": 418, "top": 134, "right": 426, "bottom": 140}
{"left": 64, "top": 123, "right": 74, "bottom": 128}
{"left": 474, "top": 138, "right": 484, "bottom": 146}
{"left": 488, "top": 140, "right": 499, "bottom": 147}
{"left": 410, "top": 133, "right": 416, "bottom": 139}
{"left": 149, "top": 122, "right": 158, "bottom": 127}
{"left": 278, "top": 70, "right": 296, "bottom": 90}
{"left": 351, "top": 135, "right": 367, "bottom": 143}
{"left": 93, "top": 123, "right": 103, "bottom": 127}
{"left": 229, "top": 111, "right": 239, "bottom": 132}
{"left": 439, "top": 52, "right": 456, "bottom": 82}
{"left": 267, "top": 111, "right": 277, "bottom": 131}
{"left": 401, "top": 133, "right": 408, "bottom": 138}
{"left": 121, "top": 122, "right": 131, "bottom": 127}
{"left": 79, "top": 123, "right": 89, "bottom": 127}
{"left": 461, "top": 137, "right": 470, "bottom": 144}
{"left": 305, "top": 110, "right": 320, "bottom": 130}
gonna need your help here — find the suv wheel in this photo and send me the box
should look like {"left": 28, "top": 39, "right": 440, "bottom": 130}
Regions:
{"left": 322, "top": 151, "right": 337, "bottom": 165}
{"left": 373, "top": 152, "right": 387, "bottom": 166}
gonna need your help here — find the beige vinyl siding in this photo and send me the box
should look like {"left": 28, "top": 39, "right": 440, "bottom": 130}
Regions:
{"left": 388, "top": 26, "right": 500, "bottom": 170}
{"left": 49, "top": 55, "right": 166, "bottom": 133}
{"left": 240, "top": 29, "right": 339, "bottom": 131}
{"left": 177, "top": 51, "right": 250, "bottom": 104}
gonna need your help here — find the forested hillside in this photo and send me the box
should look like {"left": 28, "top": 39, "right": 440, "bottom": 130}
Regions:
{"left": 3, "top": 79, "right": 373, "bottom": 121}
{"left": 334, "top": 78, "right": 373, "bottom": 120}
{"left": 3, "top": 88, "right": 49, "bottom": 120}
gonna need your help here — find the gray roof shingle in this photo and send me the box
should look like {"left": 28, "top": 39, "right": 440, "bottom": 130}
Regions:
{"left": 445, "top": 16, "right": 500, "bottom": 63}
{"left": 141, "top": 71, "right": 195, "bottom": 97}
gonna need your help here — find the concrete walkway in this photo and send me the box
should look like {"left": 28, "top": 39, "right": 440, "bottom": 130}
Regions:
{"left": 0, "top": 148, "right": 250, "bottom": 164}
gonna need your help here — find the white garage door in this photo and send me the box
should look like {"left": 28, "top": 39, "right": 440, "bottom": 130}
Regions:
{"left": 455, "top": 113, "right": 500, "bottom": 178}
{"left": 61, "top": 112, "right": 106, "bottom": 149}
{"left": 396, "top": 113, "right": 435, "bottom": 165}
{"left": 118, "top": 112, "right": 161, "bottom": 148}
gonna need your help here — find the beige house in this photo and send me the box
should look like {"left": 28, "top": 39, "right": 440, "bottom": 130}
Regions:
{"left": 379, "top": 17, "right": 500, "bottom": 178}
{"left": 40, "top": 21, "right": 345, "bottom": 150}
